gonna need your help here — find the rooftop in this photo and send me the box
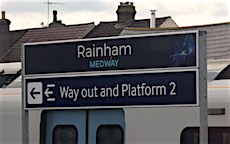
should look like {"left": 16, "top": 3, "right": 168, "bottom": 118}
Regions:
{"left": 120, "top": 22, "right": 230, "bottom": 60}
{"left": 85, "top": 16, "right": 173, "bottom": 38}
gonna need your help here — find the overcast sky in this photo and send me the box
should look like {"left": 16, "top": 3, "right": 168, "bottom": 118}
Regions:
{"left": 0, "top": 0, "right": 230, "bottom": 30}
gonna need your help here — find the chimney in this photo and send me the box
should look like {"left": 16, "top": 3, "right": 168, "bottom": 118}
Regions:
{"left": 116, "top": 2, "right": 136, "bottom": 27}
{"left": 150, "top": 10, "right": 156, "bottom": 28}
{"left": 49, "top": 10, "right": 65, "bottom": 27}
{"left": 0, "top": 11, "right": 11, "bottom": 59}
{"left": 0, "top": 11, "right": 11, "bottom": 31}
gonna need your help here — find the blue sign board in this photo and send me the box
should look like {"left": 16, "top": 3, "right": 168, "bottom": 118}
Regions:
{"left": 23, "top": 31, "right": 200, "bottom": 109}
{"left": 24, "top": 33, "right": 197, "bottom": 75}
{"left": 25, "top": 71, "right": 197, "bottom": 109}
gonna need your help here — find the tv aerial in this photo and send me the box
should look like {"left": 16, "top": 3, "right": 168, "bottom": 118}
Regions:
{"left": 42, "top": 0, "right": 65, "bottom": 25}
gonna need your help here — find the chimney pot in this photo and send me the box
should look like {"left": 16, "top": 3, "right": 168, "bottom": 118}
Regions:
{"left": 150, "top": 10, "right": 157, "bottom": 28}
{"left": 53, "top": 10, "right": 57, "bottom": 22}
{"left": 2, "top": 11, "right": 5, "bottom": 19}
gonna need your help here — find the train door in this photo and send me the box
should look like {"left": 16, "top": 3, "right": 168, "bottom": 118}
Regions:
{"left": 41, "top": 109, "right": 125, "bottom": 144}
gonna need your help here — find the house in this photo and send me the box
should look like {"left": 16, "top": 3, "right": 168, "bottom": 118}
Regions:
{"left": 85, "top": 2, "right": 178, "bottom": 38}
{"left": 0, "top": 11, "right": 95, "bottom": 63}
{"left": 0, "top": 2, "right": 179, "bottom": 88}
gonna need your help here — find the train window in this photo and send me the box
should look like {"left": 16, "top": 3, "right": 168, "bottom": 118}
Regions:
{"left": 53, "top": 125, "right": 77, "bottom": 144}
{"left": 215, "top": 64, "right": 230, "bottom": 80}
{"left": 181, "top": 127, "right": 230, "bottom": 144}
{"left": 0, "top": 75, "right": 14, "bottom": 88}
{"left": 0, "top": 71, "right": 21, "bottom": 88}
{"left": 96, "top": 125, "right": 124, "bottom": 144}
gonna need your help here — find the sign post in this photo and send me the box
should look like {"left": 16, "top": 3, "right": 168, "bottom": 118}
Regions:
{"left": 22, "top": 31, "right": 207, "bottom": 143}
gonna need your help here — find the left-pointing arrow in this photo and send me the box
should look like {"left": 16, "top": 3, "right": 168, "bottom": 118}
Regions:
{"left": 30, "top": 87, "right": 41, "bottom": 99}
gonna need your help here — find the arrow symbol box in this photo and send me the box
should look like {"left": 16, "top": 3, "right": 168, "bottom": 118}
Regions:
{"left": 27, "top": 82, "right": 43, "bottom": 104}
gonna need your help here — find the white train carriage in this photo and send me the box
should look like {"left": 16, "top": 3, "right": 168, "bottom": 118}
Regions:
{"left": 0, "top": 59, "right": 229, "bottom": 144}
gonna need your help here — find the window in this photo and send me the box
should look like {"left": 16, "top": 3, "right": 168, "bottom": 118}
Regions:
{"left": 53, "top": 125, "right": 77, "bottom": 144}
{"left": 97, "top": 125, "right": 124, "bottom": 144}
{"left": 181, "top": 127, "right": 230, "bottom": 144}
{"left": 215, "top": 64, "right": 230, "bottom": 80}
{"left": 0, "top": 75, "right": 15, "bottom": 88}
{"left": 0, "top": 74, "right": 21, "bottom": 88}
{"left": 0, "top": 63, "right": 21, "bottom": 88}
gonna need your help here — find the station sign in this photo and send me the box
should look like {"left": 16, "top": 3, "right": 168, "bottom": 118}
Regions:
{"left": 23, "top": 31, "right": 199, "bottom": 109}
{"left": 25, "top": 71, "right": 197, "bottom": 109}
{"left": 24, "top": 32, "right": 197, "bottom": 75}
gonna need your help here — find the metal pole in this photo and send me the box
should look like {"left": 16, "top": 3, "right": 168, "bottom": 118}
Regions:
{"left": 48, "top": 0, "right": 49, "bottom": 25}
{"left": 199, "top": 31, "right": 208, "bottom": 144}
{"left": 22, "top": 46, "right": 29, "bottom": 144}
